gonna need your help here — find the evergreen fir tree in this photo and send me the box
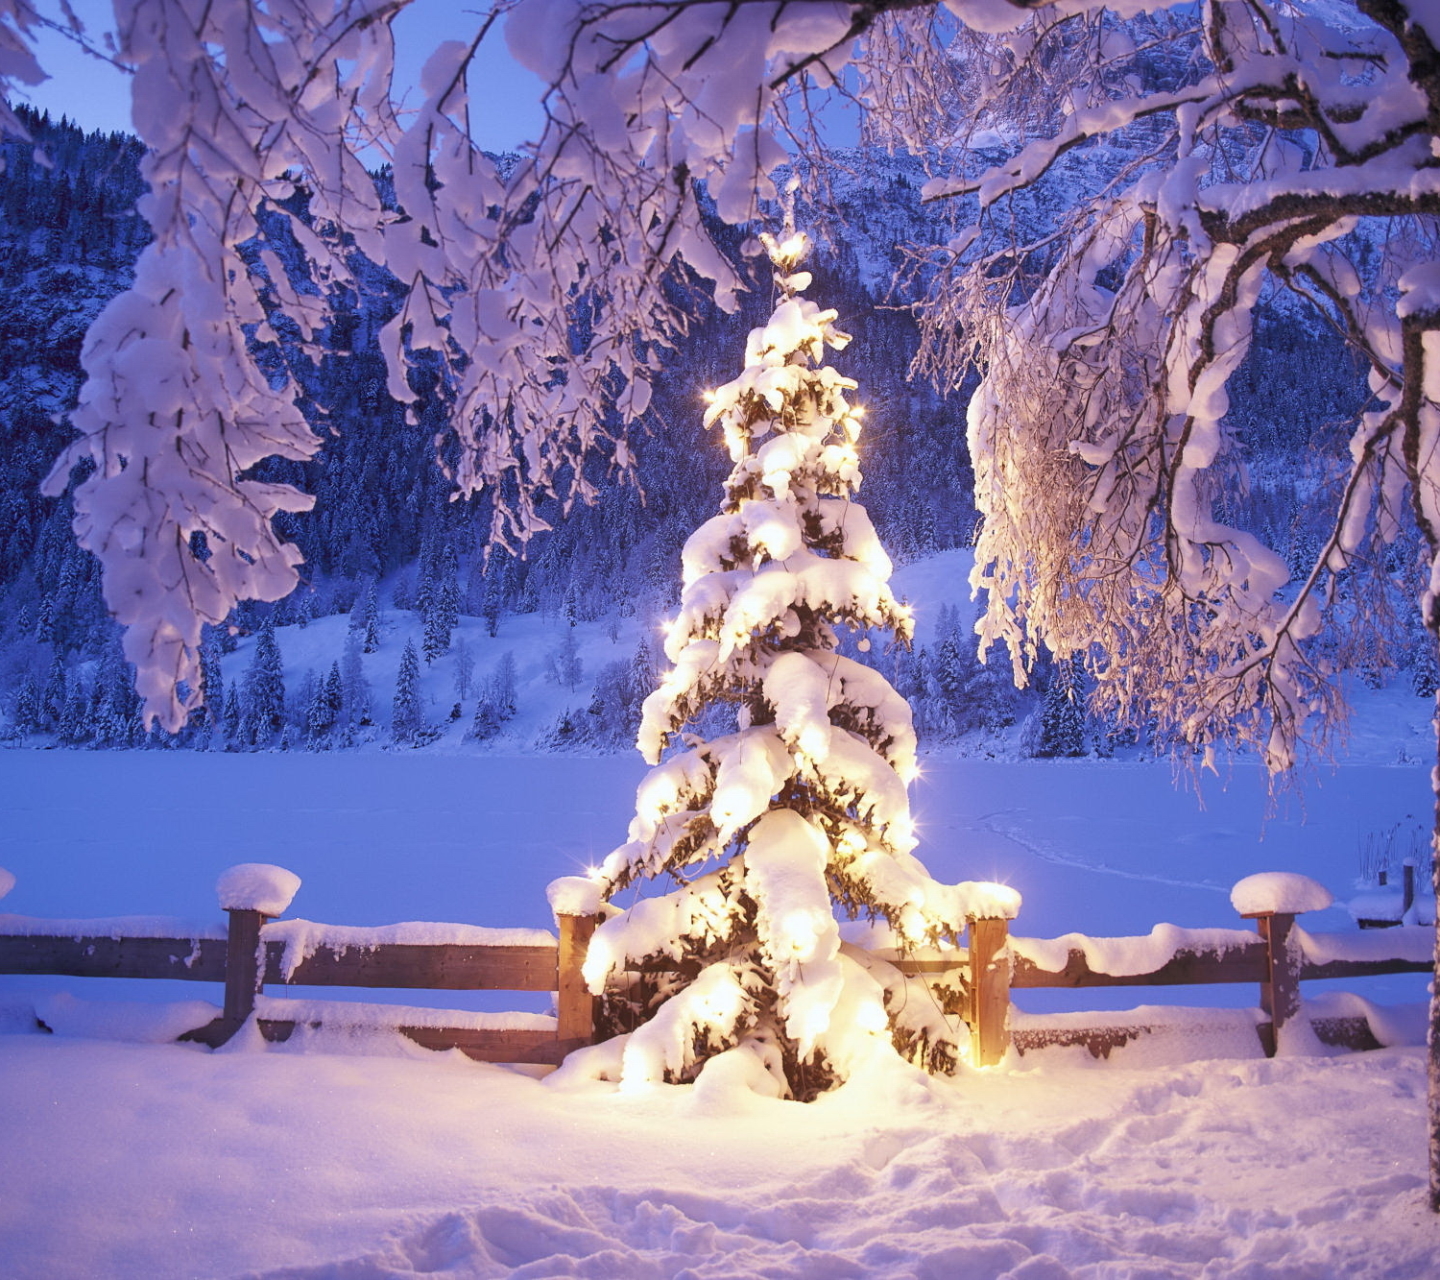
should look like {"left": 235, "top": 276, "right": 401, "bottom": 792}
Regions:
{"left": 57, "top": 674, "right": 88, "bottom": 745}
{"left": 242, "top": 620, "right": 286, "bottom": 747}
{"left": 41, "top": 650, "right": 66, "bottom": 731}
{"left": 551, "top": 628, "right": 583, "bottom": 691}
{"left": 563, "top": 233, "right": 1015, "bottom": 1098}
{"left": 11, "top": 673, "right": 40, "bottom": 736}
{"left": 392, "top": 639, "right": 424, "bottom": 746}
{"left": 222, "top": 685, "right": 242, "bottom": 747}
{"left": 467, "top": 692, "right": 503, "bottom": 741}
{"left": 306, "top": 663, "right": 343, "bottom": 747}
{"left": 423, "top": 543, "right": 460, "bottom": 662}
{"left": 562, "top": 579, "right": 582, "bottom": 628}
{"left": 1415, "top": 634, "right": 1440, "bottom": 698}
{"left": 340, "top": 633, "right": 372, "bottom": 727}
{"left": 199, "top": 629, "right": 224, "bottom": 734}
{"left": 1036, "top": 656, "right": 1087, "bottom": 757}
{"left": 481, "top": 562, "right": 505, "bottom": 637}
{"left": 357, "top": 579, "right": 382, "bottom": 653}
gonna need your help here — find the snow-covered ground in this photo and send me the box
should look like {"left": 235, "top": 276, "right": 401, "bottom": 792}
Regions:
{"left": 2, "top": 1030, "right": 1434, "bottom": 1278}
{"left": 1, "top": 742, "right": 1438, "bottom": 1276}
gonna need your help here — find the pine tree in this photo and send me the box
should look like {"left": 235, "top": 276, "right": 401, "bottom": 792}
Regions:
{"left": 199, "top": 629, "right": 224, "bottom": 736}
{"left": 306, "top": 662, "right": 343, "bottom": 747}
{"left": 481, "top": 561, "right": 505, "bottom": 637}
{"left": 353, "top": 579, "right": 381, "bottom": 654}
{"left": 222, "top": 685, "right": 242, "bottom": 747}
{"left": 423, "top": 543, "right": 460, "bottom": 662}
{"left": 41, "top": 650, "right": 66, "bottom": 732}
{"left": 551, "top": 627, "right": 583, "bottom": 691}
{"left": 1415, "top": 632, "right": 1440, "bottom": 698}
{"left": 391, "top": 639, "right": 424, "bottom": 746}
{"left": 467, "top": 693, "right": 503, "bottom": 741}
{"left": 340, "top": 633, "right": 372, "bottom": 727}
{"left": 1036, "top": 656, "right": 1087, "bottom": 758}
{"left": 11, "top": 673, "right": 40, "bottom": 736}
{"left": 565, "top": 233, "right": 1016, "bottom": 1098}
{"left": 241, "top": 620, "right": 286, "bottom": 747}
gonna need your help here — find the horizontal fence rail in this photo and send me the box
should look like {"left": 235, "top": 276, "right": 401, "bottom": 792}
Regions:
{"left": 880, "top": 912, "right": 1431, "bottom": 1064}
{"left": 0, "top": 932, "right": 228, "bottom": 984}
{"left": 2, "top": 865, "right": 1432, "bottom": 1074}
{"left": 0, "top": 868, "right": 600, "bottom": 1066}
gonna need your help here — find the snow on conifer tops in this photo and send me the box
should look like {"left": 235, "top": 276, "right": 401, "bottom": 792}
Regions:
{"left": 216, "top": 863, "right": 302, "bottom": 917}
{"left": 637, "top": 233, "right": 915, "bottom": 774}
{"left": 572, "top": 235, "right": 1020, "bottom": 1092}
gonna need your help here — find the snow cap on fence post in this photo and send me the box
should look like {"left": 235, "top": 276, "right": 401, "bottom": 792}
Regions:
{"left": 0, "top": 867, "right": 13, "bottom": 901}
{"left": 1230, "top": 872, "right": 1333, "bottom": 918}
{"left": 217, "top": 864, "right": 301, "bottom": 917}
{"left": 547, "top": 875, "right": 605, "bottom": 920}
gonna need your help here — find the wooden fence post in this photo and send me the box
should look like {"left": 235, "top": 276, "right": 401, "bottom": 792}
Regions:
{"left": 556, "top": 913, "right": 597, "bottom": 1048}
{"left": 222, "top": 908, "right": 267, "bottom": 1034}
{"left": 968, "top": 916, "right": 1011, "bottom": 1067}
{"left": 1252, "top": 910, "right": 1300, "bottom": 1057}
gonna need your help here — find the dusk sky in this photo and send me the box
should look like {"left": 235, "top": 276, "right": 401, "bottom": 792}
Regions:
{"left": 21, "top": 0, "right": 546, "bottom": 151}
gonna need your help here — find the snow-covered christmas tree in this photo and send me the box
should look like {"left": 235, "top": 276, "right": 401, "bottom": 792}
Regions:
{"left": 558, "top": 233, "right": 1019, "bottom": 1098}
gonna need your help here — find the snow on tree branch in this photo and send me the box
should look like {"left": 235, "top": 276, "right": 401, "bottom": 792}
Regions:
{"left": 566, "top": 235, "right": 1017, "bottom": 1096}
{"left": 892, "top": 0, "right": 1440, "bottom": 772}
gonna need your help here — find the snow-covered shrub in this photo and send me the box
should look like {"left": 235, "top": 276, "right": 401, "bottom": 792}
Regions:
{"left": 566, "top": 234, "right": 1018, "bottom": 1098}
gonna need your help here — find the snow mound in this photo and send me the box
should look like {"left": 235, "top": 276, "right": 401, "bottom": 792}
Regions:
{"left": 254, "top": 996, "right": 556, "bottom": 1033}
{"left": 0, "top": 867, "right": 13, "bottom": 901}
{"left": 217, "top": 863, "right": 302, "bottom": 916}
{"left": 34, "top": 993, "right": 219, "bottom": 1043}
{"left": 0, "top": 913, "right": 224, "bottom": 940}
{"left": 1230, "top": 872, "right": 1332, "bottom": 917}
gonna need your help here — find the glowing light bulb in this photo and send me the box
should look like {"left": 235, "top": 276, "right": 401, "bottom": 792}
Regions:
{"left": 856, "top": 997, "right": 888, "bottom": 1034}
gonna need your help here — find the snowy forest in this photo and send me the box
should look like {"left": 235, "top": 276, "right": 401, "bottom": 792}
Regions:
{"left": 0, "top": 105, "right": 1418, "bottom": 760}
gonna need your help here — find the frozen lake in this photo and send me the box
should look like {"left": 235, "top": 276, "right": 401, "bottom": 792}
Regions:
{"left": 2, "top": 749, "right": 1431, "bottom": 1012}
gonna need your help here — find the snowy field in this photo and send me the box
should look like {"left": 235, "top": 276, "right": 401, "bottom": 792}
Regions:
{"left": 2, "top": 747, "right": 1438, "bottom": 1277}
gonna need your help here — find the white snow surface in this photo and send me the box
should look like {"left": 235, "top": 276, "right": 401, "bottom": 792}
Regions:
{"left": 33, "top": 992, "right": 219, "bottom": 1043}
{"left": 216, "top": 862, "right": 302, "bottom": 916}
{"left": 1011, "top": 923, "right": 1260, "bottom": 976}
{"left": 1230, "top": 871, "right": 1334, "bottom": 917}
{"left": 2, "top": 684, "right": 1439, "bottom": 1274}
{"left": 0, "top": 913, "right": 224, "bottom": 940}
{"left": 0, "top": 1033, "right": 1434, "bottom": 1278}
{"left": 253, "top": 996, "right": 556, "bottom": 1033}
{"left": 1298, "top": 924, "right": 1434, "bottom": 966}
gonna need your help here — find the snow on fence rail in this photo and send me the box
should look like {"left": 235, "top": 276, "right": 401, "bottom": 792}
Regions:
{"left": 0, "top": 864, "right": 1430, "bottom": 1073}
{"left": 0, "top": 863, "right": 599, "bottom": 1064}
{"left": 877, "top": 872, "right": 1431, "bottom": 1064}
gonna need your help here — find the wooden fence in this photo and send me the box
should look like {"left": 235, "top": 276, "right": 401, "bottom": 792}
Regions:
{"left": 1, "top": 869, "right": 1431, "bottom": 1072}
{"left": 888, "top": 902, "right": 1432, "bottom": 1066}
{"left": 0, "top": 873, "right": 599, "bottom": 1064}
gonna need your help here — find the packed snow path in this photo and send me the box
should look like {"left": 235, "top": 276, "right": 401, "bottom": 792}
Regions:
{"left": 0, "top": 1034, "right": 1434, "bottom": 1278}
